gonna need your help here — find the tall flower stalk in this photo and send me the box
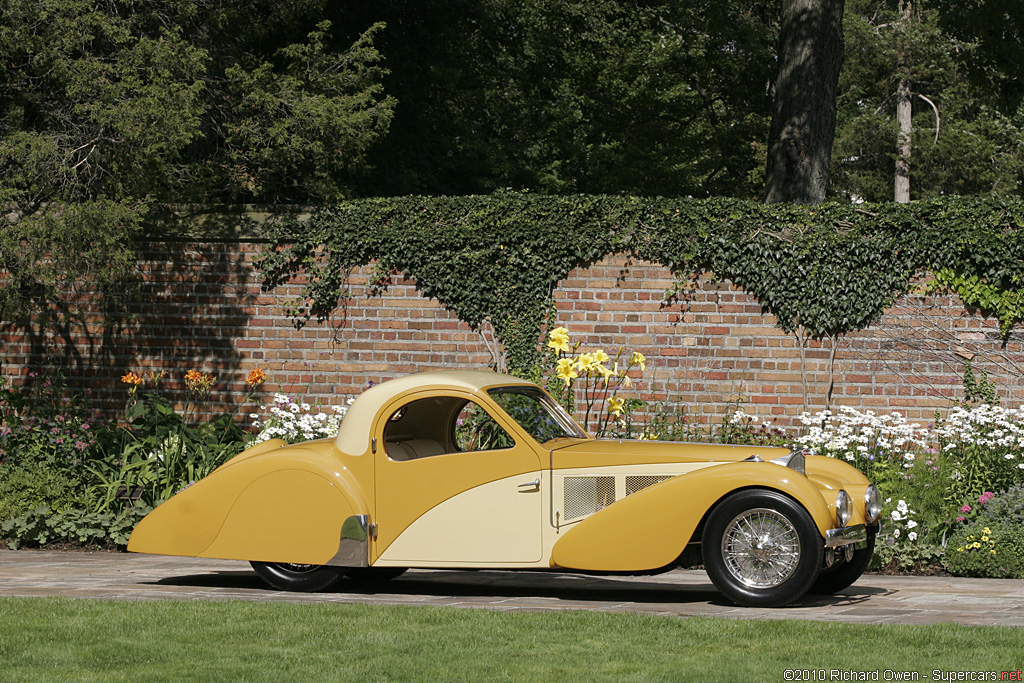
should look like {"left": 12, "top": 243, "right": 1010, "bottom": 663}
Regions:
{"left": 544, "top": 325, "right": 645, "bottom": 437}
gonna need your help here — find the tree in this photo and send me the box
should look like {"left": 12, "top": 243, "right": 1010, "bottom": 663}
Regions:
{"left": 764, "top": 0, "right": 846, "bottom": 204}
{"left": 337, "top": 0, "right": 778, "bottom": 199}
{"left": 831, "top": 0, "right": 1024, "bottom": 202}
{"left": 0, "top": 0, "right": 394, "bottom": 351}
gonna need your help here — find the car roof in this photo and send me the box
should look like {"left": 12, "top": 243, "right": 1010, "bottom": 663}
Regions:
{"left": 334, "top": 370, "right": 536, "bottom": 456}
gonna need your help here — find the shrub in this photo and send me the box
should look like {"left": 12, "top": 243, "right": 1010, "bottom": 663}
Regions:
{"left": 944, "top": 521, "right": 1024, "bottom": 578}
{"left": 934, "top": 404, "right": 1024, "bottom": 506}
{"left": 87, "top": 368, "right": 263, "bottom": 514}
{"left": 0, "top": 374, "right": 105, "bottom": 473}
{"left": 0, "top": 462, "right": 91, "bottom": 521}
{"left": 1, "top": 505, "right": 150, "bottom": 550}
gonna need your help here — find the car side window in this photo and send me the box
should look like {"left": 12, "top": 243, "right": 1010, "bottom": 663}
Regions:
{"left": 454, "top": 401, "right": 515, "bottom": 452}
{"left": 383, "top": 396, "right": 514, "bottom": 461}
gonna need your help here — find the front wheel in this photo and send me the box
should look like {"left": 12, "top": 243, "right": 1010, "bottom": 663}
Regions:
{"left": 250, "top": 561, "right": 344, "bottom": 592}
{"left": 702, "top": 489, "right": 823, "bottom": 607}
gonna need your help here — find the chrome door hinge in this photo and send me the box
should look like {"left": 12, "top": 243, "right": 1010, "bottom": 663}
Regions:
{"left": 369, "top": 522, "right": 378, "bottom": 540}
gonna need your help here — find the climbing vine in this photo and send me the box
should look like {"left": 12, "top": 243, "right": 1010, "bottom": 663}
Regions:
{"left": 257, "top": 193, "right": 1024, "bottom": 372}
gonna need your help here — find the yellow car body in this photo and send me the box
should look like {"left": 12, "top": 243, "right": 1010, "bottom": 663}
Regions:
{"left": 128, "top": 370, "right": 881, "bottom": 606}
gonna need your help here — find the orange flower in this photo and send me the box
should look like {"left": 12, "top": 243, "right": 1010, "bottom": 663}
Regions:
{"left": 184, "top": 369, "right": 215, "bottom": 393}
{"left": 246, "top": 368, "right": 267, "bottom": 387}
{"left": 121, "top": 372, "right": 144, "bottom": 387}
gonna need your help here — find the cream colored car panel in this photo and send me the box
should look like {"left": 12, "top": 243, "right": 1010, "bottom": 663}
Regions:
{"left": 376, "top": 472, "right": 545, "bottom": 565}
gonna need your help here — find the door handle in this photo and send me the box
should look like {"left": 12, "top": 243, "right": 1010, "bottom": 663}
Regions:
{"left": 517, "top": 478, "right": 541, "bottom": 492}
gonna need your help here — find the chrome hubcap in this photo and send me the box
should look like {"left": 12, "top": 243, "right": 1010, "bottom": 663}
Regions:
{"left": 721, "top": 508, "right": 801, "bottom": 588}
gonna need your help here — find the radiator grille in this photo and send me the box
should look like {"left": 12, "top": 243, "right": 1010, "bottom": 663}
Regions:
{"left": 563, "top": 476, "right": 616, "bottom": 521}
{"left": 625, "top": 475, "right": 671, "bottom": 496}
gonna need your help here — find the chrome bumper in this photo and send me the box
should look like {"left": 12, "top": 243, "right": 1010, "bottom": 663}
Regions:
{"left": 825, "top": 523, "right": 868, "bottom": 548}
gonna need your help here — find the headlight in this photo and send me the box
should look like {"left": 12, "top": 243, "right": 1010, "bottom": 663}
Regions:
{"left": 836, "top": 489, "right": 852, "bottom": 527}
{"left": 864, "top": 484, "right": 882, "bottom": 523}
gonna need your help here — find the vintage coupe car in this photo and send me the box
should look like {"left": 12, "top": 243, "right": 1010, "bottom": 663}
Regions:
{"left": 128, "top": 370, "right": 881, "bottom": 607}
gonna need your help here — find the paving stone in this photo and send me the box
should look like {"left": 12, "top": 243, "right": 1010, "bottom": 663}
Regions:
{"left": 2, "top": 549, "right": 1024, "bottom": 626}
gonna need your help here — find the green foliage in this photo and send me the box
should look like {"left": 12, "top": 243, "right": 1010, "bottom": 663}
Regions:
{"left": 930, "top": 270, "right": 1024, "bottom": 340}
{"left": 944, "top": 520, "right": 1024, "bottom": 578}
{"left": 0, "top": 374, "right": 104, "bottom": 473}
{"left": 350, "top": 0, "right": 777, "bottom": 198}
{"left": 0, "top": 462, "right": 90, "bottom": 522}
{"left": 1, "top": 506, "right": 149, "bottom": 550}
{"left": 259, "top": 194, "right": 1024, "bottom": 373}
{"left": 220, "top": 20, "right": 394, "bottom": 202}
{"left": 0, "top": 200, "right": 144, "bottom": 328}
{"left": 833, "top": 0, "right": 1024, "bottom": 202}
{"left": 91, "top": 389, "right": 247, "bottom": 513}
{"left": 959, "top": 359, "right": 999, "bottom": 405}
{"left": 977, "top": 485, "right": 1024, "bottom": 528}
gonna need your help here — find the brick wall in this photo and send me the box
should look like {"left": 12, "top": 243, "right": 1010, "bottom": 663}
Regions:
{"left": 2, "top": 242, "right": 1022, "bottom": 427}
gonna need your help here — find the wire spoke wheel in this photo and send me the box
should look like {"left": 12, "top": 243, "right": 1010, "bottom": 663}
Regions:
{"left": 702, "top": 489, "right": 822, "bottom": 607}
{"left": 721, "top": 508, "right": 801, "bottom": 589}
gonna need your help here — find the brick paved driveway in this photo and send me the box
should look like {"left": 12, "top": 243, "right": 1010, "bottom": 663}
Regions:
{"left": 2, "top": 550, "right": 1023, "bottom": 626}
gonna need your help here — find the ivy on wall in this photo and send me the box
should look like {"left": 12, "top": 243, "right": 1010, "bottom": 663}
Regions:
{"left": 257, "top": 193, "right": 1024, "bottom": 372}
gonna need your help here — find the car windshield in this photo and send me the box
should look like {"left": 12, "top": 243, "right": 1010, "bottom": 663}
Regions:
{"left": 487, "top": 386, "right": 586, "bottom": 444}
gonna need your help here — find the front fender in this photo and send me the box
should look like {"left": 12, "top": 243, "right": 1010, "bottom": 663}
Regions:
{"left": 127, "top": 439, "right": 368, "bottom": 565}
{"left": 550, "top": 462, "right": 834, "bottom": 572}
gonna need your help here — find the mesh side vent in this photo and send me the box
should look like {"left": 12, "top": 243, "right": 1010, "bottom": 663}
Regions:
{"left": 625, "top": 475, "right": 671, "bottom": 496}
{"left": 564, "top": 476, "right": 616, "bottom": 522}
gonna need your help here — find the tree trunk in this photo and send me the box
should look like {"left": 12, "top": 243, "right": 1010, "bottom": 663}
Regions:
{"left": 764, "top": 0, "right": 845, "bottom": 204}
{"left": 894, "top": 0, "right": 913, "bottom": 203}
{"left": 895, "top": 78, "right": 912, "bottom": 203}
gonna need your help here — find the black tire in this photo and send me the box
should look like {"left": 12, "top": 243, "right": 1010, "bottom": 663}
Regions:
{"left": 702, "top": 489, "right": 824, "bottom": 607}
{"left": 809, "top": 535, "right": 876, "bottom": 595}
{"left": 343, "top": 567, "right": 408, "bottom": 583}
{"left": 250, "top": 561, "right": 344, "bottom": 592}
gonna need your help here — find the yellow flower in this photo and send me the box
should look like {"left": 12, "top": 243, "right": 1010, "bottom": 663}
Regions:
{"left": 982, "top": 536, "right": 989, "bottom": 542}
{"left": 547, "top": 326, "right": 571, "bottom": 354}
{"left": 592, "top": 349, "right": 610, "bottom": 365}
{"left": 983, "top": 527, "right": 991, "bottom": 535}
{"left": 972, "top": 542, "right": 982, "bottom": 549}
{"left": 631, "top": 351, "right": 646, "bottom": 371}
{"left": 607, "top": 396, "right": 625, "bottom": 417}
{"left": 596, "top": 363, "right": 615, "bottom": 383}
{"left": 991, "top": 550, "right": 997, "bottom": 554}
{"left": 576, "top": 352, "right": 599, "bottom": 374}
{"left": 555, "top": 358, "right": 578, "bottom": 386}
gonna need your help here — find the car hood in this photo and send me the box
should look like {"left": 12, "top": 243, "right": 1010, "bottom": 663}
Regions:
{"left": 547, "top": 438, "right": 793, "bottom": 469}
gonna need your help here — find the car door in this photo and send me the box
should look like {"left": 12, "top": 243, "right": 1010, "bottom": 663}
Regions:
{"left": 372, "top": 390, "right": 545, "bottom": 565}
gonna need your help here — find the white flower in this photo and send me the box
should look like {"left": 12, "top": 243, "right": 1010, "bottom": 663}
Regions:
{"left": 908, "top": 531, "right": 918, "bottom": 541}
{"left": 893, "top": 528, "right": 901, "bottom": 538}
{"left": 906, "top": 520, "right": 918, "bottom": 529}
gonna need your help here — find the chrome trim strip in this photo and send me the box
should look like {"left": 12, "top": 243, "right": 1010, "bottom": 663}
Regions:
{"left": 771, "top": 449, "right": 806, "bottom": 475}
{"left": 825, "top": 523, "right": 867, "bottom": 548}
{"left": 325, "top": 514, "right": 370, "bottom": 567}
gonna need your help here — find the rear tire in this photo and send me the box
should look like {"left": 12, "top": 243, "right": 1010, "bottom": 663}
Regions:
{"left": 250, "top": 561, "right": 344, "bottom": 592}
{"left": 702, "top": 489, "right": 823, "bottom": 607}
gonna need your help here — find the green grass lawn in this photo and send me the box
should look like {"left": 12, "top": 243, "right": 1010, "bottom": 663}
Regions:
{"left": 1, "top": 597, "right": 1021, "bottom": 682}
